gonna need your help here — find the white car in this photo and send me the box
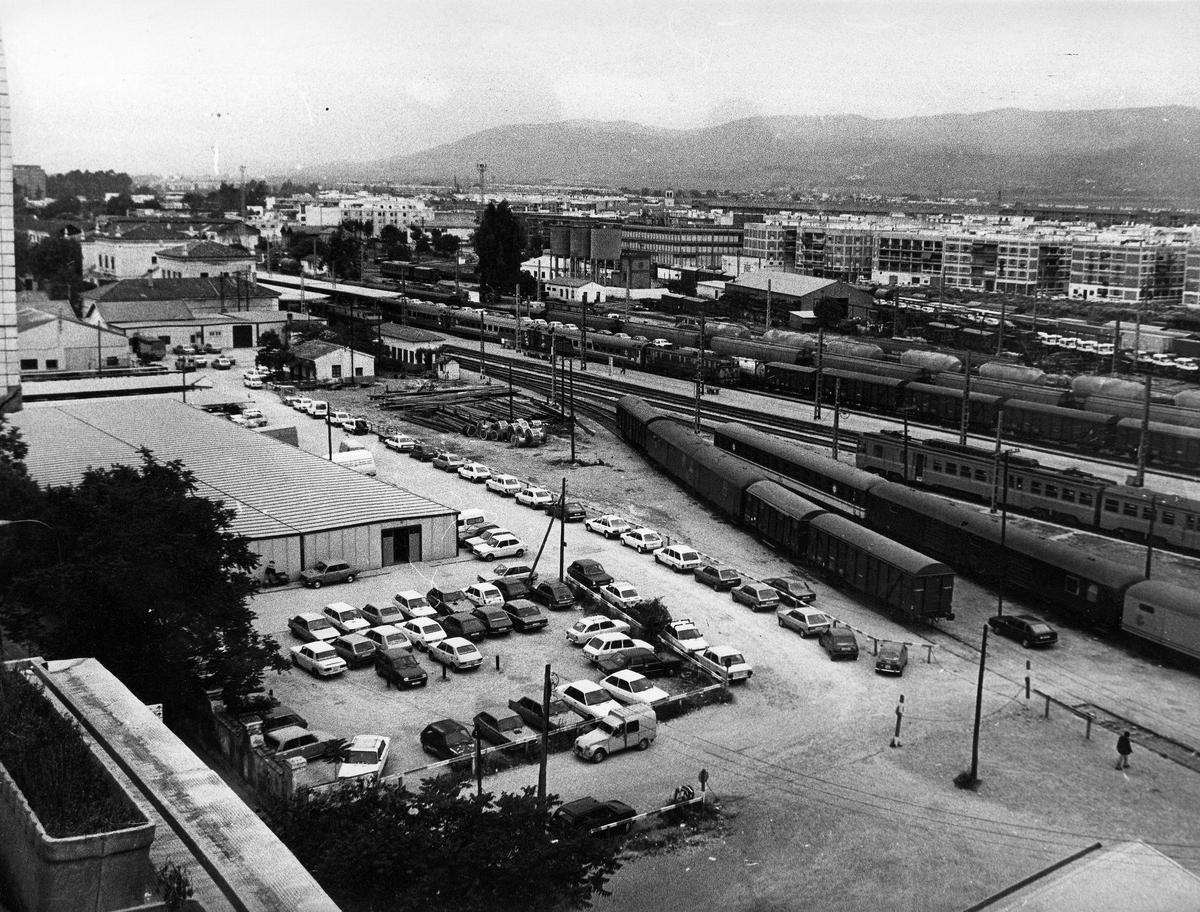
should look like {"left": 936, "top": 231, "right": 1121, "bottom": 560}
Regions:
{"left": 290, "top": 642, "right": 347, "bottom": 677}
{"left": 566, "top": 614, "right": 631, "bottom": 646}
{"left": 554, "top": 680, "right": 622, "bottom": 721}
{"left": 362, "top": 624, "right": 412, "bottom": 654}
{"left": 601, "top": 670, "right": 669, "bottom": 706}
{"left": 399, "top": 617, "right": 447, "bottom": 651}
{"left": 584, "top": 514, "right": 631, "bottom": 539}
{"left": 463, "top": 582, "right": 504, "bottom": 608}
{"left": 293, "top": 397, "right": 313, "bottom": 412}
{"left": 696, "top": 645, "right": 753, "bottom": 682}
{"left": 322, "top": 602, "right": 370, "bottom": 635}
{"left": 336, "top": 734, "right": 390, "bottom": 782}
{"left": 654, "top": 544, "right": 702, "bottom": 572}
{"left": 428, "top": 637, "right": 484, "bottom": 671}
{"left": 243, "top": 377, "right": 264, "bottom": 389}
{"left": 307, "top": 400, "right": 329, "bottom": 419}
{"left": 662, "top": 619, "right": 709, "bottom": 654}
{"left": 485, "top": 474, "right": 523, "bottom": 496}
{"left": 383, "top": 434, "right": 417, "bottom": 452}
{"left": 476, "top": 562, "right": 537, "bottom": 584}
{"left": 472, "top": 534, "right": 527, "bottom": 562}
{"left": 649, "top": 339, "right": 672, "bottom": 348}
{"left": 458, "top": 462, "right": 492, "bottom": 483}
{"left": 621, "top": 528, "right": 663, "bottom": 553}
{"left": 465, "top": 527, "right": 512, "bottom": 550}
{"left": 393, "top": 590, "right": 437, "bottom": 619}
{"left": 329, "top": 411, "right": 353, "bottom": 427}
{"left": 242, "top": 369, "right": 262, "bottom": 381}
{"left": 582, "top": 632, "right": 655, "bottom": 663}
{"left": 598, "top": 581, "right": 642, "bottom": 611}
{"left": 516, "top": 486, "right": 553, "bottom": 508}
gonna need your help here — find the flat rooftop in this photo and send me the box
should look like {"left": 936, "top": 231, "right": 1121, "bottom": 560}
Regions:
{"left": 13, "top": 398, "right": 453, "bottom": 539}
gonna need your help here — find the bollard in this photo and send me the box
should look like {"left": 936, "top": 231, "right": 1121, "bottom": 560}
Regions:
{"left": 1085, "top": 713, "right": 1094, "bottom": 740}
{"left": 890, "top": 695, "right": 905, "bottom": 748}
{"left": 495, "top": 654, "right": 501, "bottom": 672}
{"left": 1025, "top": 660, "right": 1031, "bottom": 701}
{"left": 925, "top": 644, "right": 933, "bottom": 664}
{"left": 871, "top": 637, "right": 879, "bottom": 656}
{"left": 442, "top": 662, "right": 448, "bottom": 681}
{"left": 1043, "top": 695, "right": 1050, "bottom": 719}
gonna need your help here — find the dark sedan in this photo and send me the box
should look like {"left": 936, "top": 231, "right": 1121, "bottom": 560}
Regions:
{"left": 426, "top": 586, "right": 475, "bottom": 616}
{"left": 694, "top": 563, "right": 742, "bottom": 591}
{"left": 546, "top": 498, "right": 587, "bottom": 522}
{"left": 529, "top": 579, "right": 575, "bottom": 610}
{"left": 502, "top": 599, "right": 548, "bottom": 632}
{"left": 409, "top": 443, "right": 438, "bottom": 462}
{"left": 508, "top": 695, "right": 580, "bottom": 732}
{"left": 473, "top": 707, "right": 534, "bottom": 747}
{"left": 819, "top": 627, "right": 860, "bottom": 660}
{"left": 553, "top": 797, "right": 637, "bottom": 835}
{"left": 374, "top": 650, "right": 428, "bottom": 688}
{"left": 764, "top": 575, "right": 817, "bottom": 607}
{"left": 987, "top": 614, "right": 1058, "bottom": 648}
{"left": 420, "top": 719, "right": 475, "bottom": 761}
{"left": 595, "top": 646, "right": 683, "bottom": 679}
{"left": 874, "top": 641, "right": 909, "bottom": 676}
{"left": 566, "top": 558, "right": 613, "bottom": 591}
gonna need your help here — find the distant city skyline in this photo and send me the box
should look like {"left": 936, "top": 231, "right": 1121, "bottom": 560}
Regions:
{"left": 2, "top": 0, "right": 1198, "bottom": 177}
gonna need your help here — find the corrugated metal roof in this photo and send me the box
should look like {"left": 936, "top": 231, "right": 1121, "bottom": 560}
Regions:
{"left": 14, "top": 400, "right": 453, "bottom": 540}
{"left": 731, "top": 271, "right": 837, "bottom": 297}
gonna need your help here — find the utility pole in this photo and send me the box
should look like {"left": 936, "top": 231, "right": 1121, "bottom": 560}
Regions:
{"left": 569, "top": 355, "right": 576, "bottom": 462}
{"left": 1133, "top": 373, "right": 1151, "bottom": 487}
{"left": 989, "top": 408, "right": 1004, "bottom": 512}
{"left": 1112, "top": 319, "right": 1122, "bottom": 375}
{"left": 239, "top": 164, "right": 246, "bottom": 219}
{"left": 814, "top": 326, "right": 824, "bottom": 420}
{"left": 476, "top": 163, "right": 487, "bottom": 206}
{"left": 508, "top": 362, "right": 513, "bottom": 421}
{"left": 831, "top": 377, "right": 842, "bottom": 459}
{"left": 514, "top": 283, "right": 521, "bottom": 353}
{"left": 765, "top": 279, "right": 772, "bottom": 331}
{"left": 996, "top": 451, "right": 1010, "bottom": 616}
{"left": 1145, "top": 495, "right": 1157, "bottom": 579}
{"left": 959, "top": 350, "right": 972, "bottom": 447}
{"left": 537, "top": 664, "right": 552, "bottom": 802}
{"left": 694, "top": 300, "right": 705, "bottom": 432}
{"left": 996, "top": 297, "right": 1007, "bottom": 356}
{"left": 479, "top": 307, "right": 486, "bottom": 382}
{"left": 901, "top": 396, "right": 910, "bottom": 483}
{"left": 326, "top": 413, "right": 333, "bottom": 460}
{"left": 955, "top": 625, "right": 988, "bottom": 791}
{"left": 558, "top": 479, "right": 567, "bottom": 580}
{"left": 580, "top": 301, "right": 588, "bottom": 372}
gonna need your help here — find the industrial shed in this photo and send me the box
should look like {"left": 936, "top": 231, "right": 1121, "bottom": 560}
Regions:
{"left": 13, "top": 399, "right": 458, "bottom": 579}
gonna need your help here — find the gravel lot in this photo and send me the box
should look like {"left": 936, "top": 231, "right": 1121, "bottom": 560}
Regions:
{"left": 195, "top": 355, "right": 1200, "bottom": 911}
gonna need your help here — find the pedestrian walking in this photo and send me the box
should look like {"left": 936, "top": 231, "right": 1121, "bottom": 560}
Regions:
{"left": 1115, "top": 731, "right": 1132, "bottom": 770}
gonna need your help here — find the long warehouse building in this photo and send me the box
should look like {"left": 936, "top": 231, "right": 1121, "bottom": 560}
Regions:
{"left": 13, "top": 399, "right": 459, "bottom": 577}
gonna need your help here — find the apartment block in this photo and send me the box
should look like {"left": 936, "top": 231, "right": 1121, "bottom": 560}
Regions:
{"left": 797, "top": 226, "right": 875, "bottom": 282}
{"left": 1183, "top": 246, "right": 1200, "bottom": 308}
{"left": 1068, "top": 239, "right": 1187, "bottom": 305}
{"left": 872, "top": 231, "right": 944, "bottom": 286}
{"left": 740, "top": 222, "right": 796, "bottom": 269}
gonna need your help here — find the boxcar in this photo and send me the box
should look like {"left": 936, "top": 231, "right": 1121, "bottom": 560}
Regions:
{"left": 585, "top": 334, "right": 644, "bottom": 369}
{"left": 935, "top": 373, "right": 1071, "bottom": 407}
{"left": 713, "top": 422, "right": 884, "bottom": 518}
{"left": 821, "top": 369, "right": 905, "bottom": 412}
{"left": 617, "top": 394, "right": 675, "bottom": 452}
{"left": 804, "top": 512, "right": 956, "bottom": 621}
{"left": 904, "top": 382, "right": 1002, "bottom": 431}
{"left": 646, "top": 419, "right": 763, "bottom": 519}
{"left": 1083, "top": 396, "right": 1200, "bottom": 429}
{"left": 763, "top": 362, "right": 817, "bottom": 397}
{"left": 742, "top": 480, "right": 826, "bottom": 552}
{"left": 710, "top": 337, "right": 807, "bottom": 365}
{"left": 819, "top": 354, "right": 928, "bottom": 382}
{"left": 643, "top": 346, "right": 739, "bottom": 384}
{"left": 1003, "top": 401, "right": 1118, "bottom": 453}
{"left": 1114, "top": 418, "right": 1200, "bottom": 470}
{"left": 1122, "top": 580, "right": 1200, "bottom": 660}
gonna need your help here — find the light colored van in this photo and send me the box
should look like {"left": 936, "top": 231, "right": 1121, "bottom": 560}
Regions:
{"left": 331, "top": 449, "right": 377, "bottom": 476}
{"left": 457, "top": 509, "right": 490, "bottom": 536}
{"left": 308, "top": 400, "right": 329, "bottom": 419}
{"left": 574, "top": 704, "right": 657, "bottom": 763}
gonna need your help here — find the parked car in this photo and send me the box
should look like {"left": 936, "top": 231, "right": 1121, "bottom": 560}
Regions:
{"left": 429, "top": 636, "right": 484, "bottom": 671}
{"left": 361, "top": 602, "right": 405, "bottom": 628}
{"left": 336, "top": 734, "right": 390, "bottom": 782}
{"left": 987, "top": 614, "right": 1059, "bottom": 648}
{"left": 694, "top": 562, "right": 741, "bottom": 591}
{"left": 554, "top": 679, "right": 623, "bottom": 721}
{"left": 307, "top": 400, "right": 329, "bottom": 419}
{"left": 471, "top": 605, "right": 514, "bottom": 636}
{"left": 598, "top": 581, "right": 642, "bottom": 611}
{"left": 362, "top": 624, "right": 411, "bottom": 654}
{"left": 383, "top": 434, "right": 417, "bottom": 452}
{"left": 426, "top": 586, "right": 475, "bottom": 615}
{"left": 875, "top": 641, "right": 909, "bottom": 675}
{"left": 458, "top": 462, "right": 492, "bottom": 483}
{"left": 420, "top": 719, "right": 475, "bottom": 761}
{"left": 653, "top": 544, "right": 702, "bottom": 572}
{"left": 819, "top": 627, "right": 860, "bottom": 660}
{"left": 343, "top": 417, "right": 370, "bottom": 435}
{"left": 472, "top": 534, "right": 528, "bottom": 562}
{"left": 509, "top": 695, "right": 578, "bottom": 732}
{"left": 322, "top": 602, "right": 370, "bottom": 635}
{"left": 288, "top": 612, "right": 337, "bottom": 642}
{"left": 432, "top": 451, "right": 465, "bottom": 471}
{"left": 493, "top": 577, "right": 529, "bottom": 602}
{"left": 485, "top": 474, "right": 523, "bottom": 496}
{"left": 460, "top": 522, "right": 503, "bottom": 546}
{"left": 212, "top": 357, "right": 233, "bottom": 369}
{"left": 584, "top": 515, "right": 631, "bottom": 539}
{"left": 600, "top": 670, "right": 669, "bottom": 706}
{"left": 574, "top": 703, "right": 657, "bottom": 763}
{"left": 553, "top": 798, "right": 637, "bottom": 835}
{"left": 329, "top": 410, "right": 353, "bottom": 427}
{"left": 566, "top": 559, "right": 613, "bottom": 591}
{"left": 595, "top": 646, "right": 683, "bottom": 679}
{"left": 393, "top": 590, "right": 437, "bottom": 619}
{"left": 528, "top": 579, "right": 575, "bottom": 610}
{"left": 292, "top": 397, "right": 313, "bottom": 412}
{"left": 440, "top": 612, "right": 487, "bottom": 641}
{"left": 776, "top": 606, "right": 833, "bottom": 638}
{"left": 546, "top": 498, "right": 586, "bottom": 522}
{"left": 477, "top": 562, "right": 538, "bottom": 584}
{"left": 582, "top": 632, "right": 654, "bottom": 663}
{"left": 620, "top": 528, "right": 663, "bottom": 553}
{"left": 502, "top": 598, "right": 548, "bottom": 632}
{"left": 264, "top": 726, "right": 338, "bottom": 760}
{"left": 409, "top": 443, "right": 438, "bottom": 461}
{"left": 731, "top": 583, "right": 781, "bottom": 612}
{"left": 252, "top": 704, "right": 307, "bottom": 733}
{"left": 765, "top": 576, "right": 818, "bottom": 607}
{"left": 301, "top": 560, "right": 356, "bottom": 588}
{"left": 399, "top": 617, "right": 447, "bottom": 651}
{"left": 661, "top": 619, "right": 709, "bottom": 654}
{"left": 374, "top": 649, "right": 427, "bottom": 688}
{"left": 566, "top": 614, "right": 631, "bottom": 646}
{"left": 515, "top": 486, "right": 553, "bottom": 508}
{"left": 243, "top": 376, "right": 263, "bottom": 389}
{"left": 290, "top": 642, "right": 347, "bottom": 677}
{"left": 473, "top": 707, "right": 533, "bottom": 747}
{"left": 332, "top": 633, "right": 376, "bottom": 668}
{"left": 695, "top": 645, "right": 753, "bottom": 682}
{"left": 463, "top": 582, "right": 504, "bottom": 608}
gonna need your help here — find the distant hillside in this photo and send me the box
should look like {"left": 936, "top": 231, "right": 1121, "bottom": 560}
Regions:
{"left": 356, "top": 107, "right": 1200, "bottom": 201}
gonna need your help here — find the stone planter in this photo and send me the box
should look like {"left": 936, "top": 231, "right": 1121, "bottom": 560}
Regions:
{"left": 0, "top": 705, "right": 155, "bottom": 912}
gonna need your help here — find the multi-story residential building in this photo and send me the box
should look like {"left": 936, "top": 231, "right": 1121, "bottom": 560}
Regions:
{"left": 618, "top": 223, "right": 742, "bottom": 269}
{"left": 13, "top": 163, "right": 46, "bottom": 199}
{"left": 83, "top": 224, "right": 194, "bottom": 280}
{"left": 872, "top": 230, "right": 945, "bottom": 286}
{"left": 1068, "top": 238, "right": 1188, "bottom": 305}
{"left": 1, "top": 43, "right": 22, "bottom": 411}
{"left": 296, "top": 196, "right": 433, "bottom": 234}
{"left": 797, "top": 225, "right": 876, "bottom": 282}
{"left": 1182, "top": 247, "right": 1200, "bottom": 308}
{"left": 740, "top": 222, "right": 796, "bottom": 270}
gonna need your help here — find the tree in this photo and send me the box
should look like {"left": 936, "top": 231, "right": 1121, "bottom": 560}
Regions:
{"left": 269, "top": 778, "right": 623, "bottom": 911}
{"left": 104, "top": 193, "right": 134, "bottom": 215}
{"left": 472, "top": 201, "right": 526, "bottom": 294}
{"left": 434, "top": 232, "right": 460, "bottom": 257}
{"left": 25, "top": 236, "right": 83, "bottom": 307}
{"left": 0, "top": 452, "right": 288, "bottom": 710}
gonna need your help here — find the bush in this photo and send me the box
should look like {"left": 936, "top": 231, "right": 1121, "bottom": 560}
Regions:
{"left": 0, "top": 666, "right": 142, "bottom": 837}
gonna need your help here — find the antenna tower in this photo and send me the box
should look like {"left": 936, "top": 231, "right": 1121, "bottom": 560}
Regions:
{"left": 476, "top": 163, "right": 487, "bottom": 205}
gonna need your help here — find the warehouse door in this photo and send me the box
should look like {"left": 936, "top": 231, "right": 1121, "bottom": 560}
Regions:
{"left": 232, "top": 325, "right": 254, "bottom": 347}
{"left": 381, "top": 526, "right": 422, "bottom": 565}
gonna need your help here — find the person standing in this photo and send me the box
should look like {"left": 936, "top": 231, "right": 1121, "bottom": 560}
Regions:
{"left": 1115, "top": 731, "right": 1133, "bottom": 770}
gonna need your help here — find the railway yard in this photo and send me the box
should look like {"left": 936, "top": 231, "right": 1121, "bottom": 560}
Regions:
{"left": 201, "top": 342, "right": 1200, "bottom": 912}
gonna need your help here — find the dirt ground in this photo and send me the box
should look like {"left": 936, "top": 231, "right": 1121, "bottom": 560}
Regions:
{"left": 206, "top": 359, "right": 1200, "bottom": 911}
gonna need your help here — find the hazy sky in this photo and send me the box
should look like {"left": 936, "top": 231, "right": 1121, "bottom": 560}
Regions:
{"left": 2, "top": 0, "right": 1198, "bottom": 177}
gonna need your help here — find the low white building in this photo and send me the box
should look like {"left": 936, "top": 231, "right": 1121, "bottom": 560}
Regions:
{"left": 544, "top": 277, "right": 606, "bottom": 304}
{"left": 379, "top": 323, "right": 445, "bottom": 373}
{"left": 18, "top": 306, "right": 131, "bottom": 371}
{"left": 289, "top": 340, "right": 375, "bottom": 382}
{"left": 156, "top": 241, "right": 256, "bottom": 280}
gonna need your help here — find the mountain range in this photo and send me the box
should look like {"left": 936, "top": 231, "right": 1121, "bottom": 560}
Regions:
{"left": 345, "top": 106, "right": 1200, "bottom": 202}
